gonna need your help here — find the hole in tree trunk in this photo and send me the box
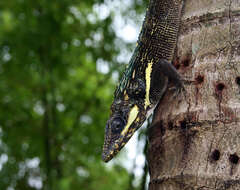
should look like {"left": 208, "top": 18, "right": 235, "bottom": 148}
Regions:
{"left": 216, "top": 83, "right": 225, "bottom": 92}
{"left": 211, "top": 149, "right": 220, "bottom": 161}
{"left": 180, "top": 54, "right": 191, "bottom": 68}
{"left": 180, "top": 120, "right": 187, "bottom": 129}
{"left": 236, "top": 77, "right": 240, "bottom": 86}
{"left": 175, "top": 64, "right": 180, "bottom": 70}
{"left": 229, "top": 153, "right": 239, "bottom": 164}
{"left": 168, "top": 122, "right": 173, "bottom": 130}
{"left": 195, "top": 75, "right": 204, "bottom": 85}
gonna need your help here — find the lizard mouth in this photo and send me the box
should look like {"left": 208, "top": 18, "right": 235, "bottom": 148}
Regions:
{"left": 102, "top": 126, "right": 138, "bottom": 162}
{"left": 102, "top": 141, "right": 121, "bottom": 162}
{"left": 102, "top": 122, "right": 119, "bottom": 162}
{"left": 101, "top": 146, "right": 116, "bottom": 162}
{"left": 102, "top": 132, "right": 126, "bottom": 162}
{"left": 102, "top": 130, "right": 131, "bottom": 162}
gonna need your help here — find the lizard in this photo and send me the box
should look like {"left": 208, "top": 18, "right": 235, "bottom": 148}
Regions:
{"left": 102, "top": 0, "right": 185, "bottom": 162}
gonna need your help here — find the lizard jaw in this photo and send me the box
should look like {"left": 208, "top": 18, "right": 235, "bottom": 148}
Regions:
{"left": 102, "top": 105, "right": 154, "bottom": 162}
{"left": 102, "top": 129, "right": 139, "bottom": 162}
{"left": 102, "top": 135, "right": 129, "bottom": 162}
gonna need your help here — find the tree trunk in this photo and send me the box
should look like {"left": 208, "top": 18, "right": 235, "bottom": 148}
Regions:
{"left": 148, "top": 0, "right": 240, "bottom": 189}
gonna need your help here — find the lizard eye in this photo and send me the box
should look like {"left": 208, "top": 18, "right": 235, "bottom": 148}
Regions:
{"left": 111, "top": 117, "right": 125, "bottom": 133}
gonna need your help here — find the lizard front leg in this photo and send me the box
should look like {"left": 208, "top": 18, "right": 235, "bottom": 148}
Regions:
{"left": 149, "top": 59, "right": 184, "bottom": 105}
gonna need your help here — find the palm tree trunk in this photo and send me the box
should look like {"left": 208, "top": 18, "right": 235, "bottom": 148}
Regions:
{"left": 148, "top": 0, "right": 240, "bottom": 189}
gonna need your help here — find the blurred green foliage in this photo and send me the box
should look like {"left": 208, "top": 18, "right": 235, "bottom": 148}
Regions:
{"left": 0, "top": 0, "right": 146, "bottom": 189}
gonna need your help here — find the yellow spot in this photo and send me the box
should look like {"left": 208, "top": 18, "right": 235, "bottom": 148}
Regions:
{"left": 121, "top": 105, "right": 139, "bottom": 135}
{"left": 124, "top": 90, "right": 129, "bottom": 100}
{"left": 144, "top": 60, "right": 153, "bottom": 109}
{"left": 136, "top": 117, "right": 140, "bottom": 122}
{"left": 124, "top": 94, "right": 129, "bottom": 101}
{"left": 132, "top": 70, "right": 136, "bottom": 79}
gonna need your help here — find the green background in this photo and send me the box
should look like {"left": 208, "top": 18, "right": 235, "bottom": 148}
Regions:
{"left": 0, "top": 0, "right": 148, "bottom": 189}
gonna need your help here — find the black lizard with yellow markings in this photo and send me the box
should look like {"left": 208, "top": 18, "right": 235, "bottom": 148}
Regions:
{"left": 102, "top": 0, "right": 185, "bottom": 162}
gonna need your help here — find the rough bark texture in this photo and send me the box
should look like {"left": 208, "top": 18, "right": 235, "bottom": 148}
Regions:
{"left": 148, "top": 0, "right": 240, "bottom": 189}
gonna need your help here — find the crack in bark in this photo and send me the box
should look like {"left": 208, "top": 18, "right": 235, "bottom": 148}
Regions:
{"left": 181, "top": 9, "right": 240, "bottom": 35}
{"left": 205, "top": 128, "right": 216, "bottom": 171}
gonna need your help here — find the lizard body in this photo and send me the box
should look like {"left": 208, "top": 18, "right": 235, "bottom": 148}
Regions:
{"left": 102, "top": 0, "right": 185, "bottom": 162}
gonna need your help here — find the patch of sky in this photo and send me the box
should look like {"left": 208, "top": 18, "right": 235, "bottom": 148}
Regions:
{"left": 0, "top": 154, "right": 8, "bottom": 171}
{"left": 84, "top": 38, "right": 93, "bottom": 47}
{"left": 76, "top": 166, "right": 90, "bottom": 178}
{"left": 26, "top": 157, "right": 40, "bottom": 169}
{"left": 33, "top": 101, "right": 44, "bottom": 115}
{"left": 56, "top": 103, "right": 65, "bottom": 112}
{"left": 116, "top": 48, "right": 132, "bottom": 63}
{"left": 87, "top": 13, "right": 97, "bottom": 24}
{"left": 7, "top": 187, "right": 14, "bottom": 190}
{"left": 96, "top": 58, "right": 110, "bottom": 74}
{"left": 17, "top": 158, "right": 42, "bottom": 189}
{"left": 112, "top": 71, "right": 119, "bottom": 83}
{"left": 80, "top": 115, "right": 93, "bottom": 124}
{"left": 92, "top": 31, "right": 102, "bottom": 42}
{"left": 18, "top": 161, "right": 26, "bottom": 178}
{"left": 3, "top": 53, "right": 11, "bottom": 62}
{"left": 69, "top": 6, "right": 82, "bottom": 20}
{"left": 2, "top": 46, "right": 11, "bottom": 62}
{"left": 72, "top": 38, "right": 81, "bottom": 47}
{"left": 28, "top": 176, "right": 42, "bottom": 189}
{"left": 93, "top": 3, "right": 110, "bottom": 20}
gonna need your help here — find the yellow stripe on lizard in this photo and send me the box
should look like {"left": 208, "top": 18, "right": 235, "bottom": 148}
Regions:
{"left": 144, "top": 60, "right": 153, "bottom": 109}
{"left": 121, "top": 105, "right": 139, "bottom": 135}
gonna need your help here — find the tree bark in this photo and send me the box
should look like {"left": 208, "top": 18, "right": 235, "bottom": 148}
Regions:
{"left": 148, "top": 0, "right": 240, "bottom": 189}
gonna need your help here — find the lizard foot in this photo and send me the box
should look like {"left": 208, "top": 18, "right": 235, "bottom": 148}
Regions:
{"left": 170, "top": 83, "right": 187, "bottom": 101}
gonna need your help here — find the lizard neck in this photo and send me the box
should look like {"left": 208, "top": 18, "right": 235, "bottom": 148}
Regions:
{"left": 115, "top": 0, "right": 185, "bottom": 97}
{"left": 137, "top": 0, "right": 185, "bottom": 63}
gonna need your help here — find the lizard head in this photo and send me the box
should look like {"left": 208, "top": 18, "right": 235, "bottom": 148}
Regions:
{"left": 102, "top": 96, "right": 147, "bottom": 162}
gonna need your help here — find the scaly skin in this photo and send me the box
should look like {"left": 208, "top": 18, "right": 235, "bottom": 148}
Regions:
{"left": 102, "top": 0, "right": 185, "bottom": 162}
